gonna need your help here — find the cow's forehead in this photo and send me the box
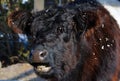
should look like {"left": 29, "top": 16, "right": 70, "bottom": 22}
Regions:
{"left": 31, "top": 8, "right": 77, "bottom": 37}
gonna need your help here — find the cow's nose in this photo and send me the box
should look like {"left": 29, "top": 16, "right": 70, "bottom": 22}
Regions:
{"left": 31, "top": 50, "right": 48, "bottom": 63}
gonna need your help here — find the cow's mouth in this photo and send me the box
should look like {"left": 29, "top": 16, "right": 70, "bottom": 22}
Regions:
{"left": 30, "top": 63, "right": 55, "bottom": 78}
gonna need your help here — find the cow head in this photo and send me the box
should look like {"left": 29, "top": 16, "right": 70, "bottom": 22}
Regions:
{"left": 29, "top": 6, "right": 100, "bottom": 80}
{"left": 7, "top": 3, "right": 102, "bottom": 81}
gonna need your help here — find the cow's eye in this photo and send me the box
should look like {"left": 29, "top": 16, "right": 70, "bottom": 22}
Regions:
{"left": 57, "top": 27, "right": 64, "bottom": 33}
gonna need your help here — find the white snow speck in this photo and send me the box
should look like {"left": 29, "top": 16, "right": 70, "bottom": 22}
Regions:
{"left": 102, "top": 24, "right": 105, "bottom": 28}
{"left": 107, "top": 44, "right": 110, "bottom": 47}
{"left": 99, "top": 38, "right": 102, "bottom": 41}
{"left": 93, "top": 53, "right": 96, "bottom": 55}
{"left": 111, "top": 44, "right": 113, "bottom": 46}
{"left": 94, "top": 58, "right": 97, "bottom": 60}
{"left": 105, "top": 38, "right": 109, "bottom": 41}
{"left": 101, "top": 45, "right": 104, "bottom": 49}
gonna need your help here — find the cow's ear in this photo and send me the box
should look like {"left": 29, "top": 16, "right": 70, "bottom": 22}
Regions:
{"left": 73, "top": 11, "right": 100, "bottom": 32}
{"left": 73, "top": 10, "right": 100, "bottom": 40}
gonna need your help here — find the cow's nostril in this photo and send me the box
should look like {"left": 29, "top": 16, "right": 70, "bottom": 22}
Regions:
{"left": 39, "top": 50, "right": 48, "bottom": 58}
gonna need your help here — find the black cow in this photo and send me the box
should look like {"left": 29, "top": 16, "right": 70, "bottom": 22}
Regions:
{"left": 7, "top": 0, "right": 120, "bottom": 81}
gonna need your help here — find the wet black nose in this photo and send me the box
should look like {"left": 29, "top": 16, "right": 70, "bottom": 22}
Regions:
{"left": 30, "top": 50, "right": 48, "bottom": 63}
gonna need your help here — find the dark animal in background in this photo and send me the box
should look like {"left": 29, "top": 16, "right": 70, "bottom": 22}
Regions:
{"left": 0, "top": 23, "right": 12, "bottom": 67}
{"left": 0, "top": 31, "right": 11, "bottom": 67}
{"left": 7, "top": 10, "right": 32, "bottom": 50}
{"left": 8, "top": 0, "right": 120, "bottom": 81}
{"left": 7, "top": 10, "right": 32, "bottom": 35}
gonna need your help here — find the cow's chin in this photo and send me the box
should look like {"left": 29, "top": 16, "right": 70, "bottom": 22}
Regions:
{"left": 30, "top": 63, "right": 57, "bottom": 79}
